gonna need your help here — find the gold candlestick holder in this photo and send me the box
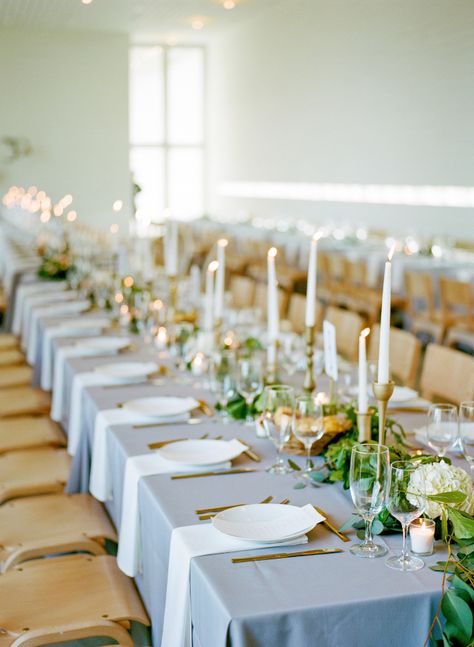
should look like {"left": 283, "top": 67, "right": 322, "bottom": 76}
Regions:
{"left": 372, "top": 380, "right": 395, "bottom": 445}
{"left": 303, "top": 325, "right": 316, "bottom": 393}
{"left": 167, "top": 274, "right": 177, "bottom": 321}
{"left": 214, "top": 318, "right": 222, "bottom": 349}
{"left": 357, "top": 409, "right": 373, "bottom": 443}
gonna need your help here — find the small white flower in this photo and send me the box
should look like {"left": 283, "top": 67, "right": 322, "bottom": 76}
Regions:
{"left": 408, "top": 461, "right": 474, "bottom": 519}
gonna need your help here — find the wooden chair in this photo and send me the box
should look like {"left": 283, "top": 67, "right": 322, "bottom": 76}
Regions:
{"left": 0, "top": 350, "right": 25, "bottom": 368}
{"left": 0, "top": 554, "right": 149, "bottom": 646}
{"left": 445, "top": 326, "right": 474, "bottom": 353}
{"left": 285, "top": 294, "right": 324, "bottom": 334}
{"left": 439, "top": 277, "right": 474, "bottom": 332}
{"left": 0, "top": 448, "right": 70, "bottom": 504}
{"left": 326, "top": 306, "right": 366, "bottom": 362}
{"left": 230, "top": 275, "right": 256, "bottom": 308}
{"left": 405, "top": 271, "right": 443, "bottom": 342}
{"left": 0, "top": 416, "right": 65, "bottom": 454}
{"left": 368, "top": 324, "right": 421, "bottom": 388}
{"left": 0, "top": 387, "right": 51, "bottom": 418}
{"left": 0, "top": 493, "right": 117, "bottom": 572}
{"left": 0, "top": 365, "right": 32, "bottom": 388}
{"left": 253, "top": 283, "right": 289, "bottom": 319}
{"left": 420, "top": 344, "right": 474, "bottom": 403}
{"left": 0, "top": 334, "right": 19, "bottom": 351}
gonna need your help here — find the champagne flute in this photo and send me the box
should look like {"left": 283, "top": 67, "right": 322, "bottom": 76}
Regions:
{"left": 386, "top": 461, "right": 425, "bottom": 572}
{"left": 210, "top": 350, "right": 237, "bottom": 423}
{"left": 292, "top": 395, "right": 325, "bottom": 472}
{"left": 236, "top": 356, "right": 264, "bottom": 425}
{"left": 349, "top": 443, "right": 390, "bottom": 558}
{"left": 262, "top": 385, "right": 294, "bottom": 474}
{"left": 427, "top": 403, "right": 458, "bottom": 457}
{"left": 459, "top": 401, "right": 474, "bottom": 470}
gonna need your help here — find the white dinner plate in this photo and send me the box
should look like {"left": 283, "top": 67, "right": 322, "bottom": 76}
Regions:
{"left": 212, "top": 503, "right": 322, "bottom": 543}
{"left": 387, "top": 386, "right": 419, "bottom": 402}
{"left": 94, "top": 361, "right": 158, "bottom": 383}
{"left": 75, "top": 336, "right": 131, "bottom": 352}
{"left": 123, "top": 396, "right": 198, "bottom": 419}
{"left": 157, "top": 438, "right": 246, "bottom": 466}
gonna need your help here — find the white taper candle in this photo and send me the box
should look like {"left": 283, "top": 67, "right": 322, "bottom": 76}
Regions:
{"left": 358, "top": 327, "right": 370, "bottom": 413}
{"left": 377, "top": 245, "right": 395, "bottom": 383}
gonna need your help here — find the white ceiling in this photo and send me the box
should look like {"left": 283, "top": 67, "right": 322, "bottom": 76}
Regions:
{"left": 0, "top": 0, "right": 277, "bottom": 41}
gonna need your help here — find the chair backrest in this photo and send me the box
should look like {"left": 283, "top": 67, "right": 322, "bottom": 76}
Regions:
{"left": 440, "top": 277, "right": 474, "bottom": 322}
{"left": 326, "top": 255, "right": 345, "bottom": 282}
{"left": 368, "top": 324, "right": 421, "bottom": 388}
{"left": 253, "top": 283, "right": 288, "bottom": 319}
{"left": 326, "top": 306, "right": 366, "bottom": 361}
{"left": 405, "top": 271, "right": 435, "bottom": 318}
{"left": 286, "top": 294, "right": 324, "bottom": 334}
{"left": 420, "top": 343, "right": 474, "bottom": 403}
{"left": 230, "top": 275, "right": 256, "bottom": 308}
{"left": 344, "top": 259, "right": 367, "bottom": 287}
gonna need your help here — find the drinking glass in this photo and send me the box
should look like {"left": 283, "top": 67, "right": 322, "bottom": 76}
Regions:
{"left": 349, "top": 443, "right": 390, "bottom": 558}
{"left": 236, "top": 356, "right": 264, "bottom": 425}
{"left": 262, "top": 385, "right": 295, "bottom": 474}
{"left": 427, "top": 403, "right": 458, "bottom": 457}
{"left": 281, "top": 334, "right": 305, "bottom": 376}
{"left": 210, "top": 350, "right": 237, "bottom": 422}
{"left": 459, "top": 401, "right": 474, "bottom": 470}
{"left": 386, "top": 461, "right": 425, "bottom": 571}
{"left": 292, "top": 395, "right": 325, "bottom": 471}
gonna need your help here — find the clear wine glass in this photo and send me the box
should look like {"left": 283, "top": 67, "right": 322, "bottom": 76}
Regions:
{"left": 236, "top": 356, "right": 264, "bottom": 425}
{"left": 427, "top": 403, "right": 458, "bottom": 457}
{"left": 262, "top": 385, "right": 295, "bottom": 474}
{"left": 292, "top": 395, "right": 325, "bottom": 472}
{"left": 210, "top": 350, "right": 237, "bottom": 423}
{"left": 281, "top": 334, "right": 305, "bottom": 377}
{"left": 386, "top": 460, "right": 425, "bottom": 572}
{"left": 459, "top": 401, "right": 474, "bottom": 470}
{"left": 349, "top": 443, "right": 390, "bottom": 558}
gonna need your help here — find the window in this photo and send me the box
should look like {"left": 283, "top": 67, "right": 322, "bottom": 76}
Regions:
{"left": 129, "top": 45, "right": 205, "bottom": 221}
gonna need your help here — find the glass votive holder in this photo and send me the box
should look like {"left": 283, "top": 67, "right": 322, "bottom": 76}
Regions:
{"left": 409, "top": 518, "right": 435, "bottom": 556}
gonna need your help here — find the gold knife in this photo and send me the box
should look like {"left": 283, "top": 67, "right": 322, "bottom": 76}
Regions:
{"left": 313, "top": 506, "right": 350, "bottom": 543}
{"left": 197, "top": 399, "right": 214, "bottom": 417}
{"left": 232, "top": 548, "right": 343, "bottom": 563}
{"left": 236, "top": 438, "right": 261, "bottom": 463}
{"left": 171, "top": 467, "right": 257, "bottom": 480}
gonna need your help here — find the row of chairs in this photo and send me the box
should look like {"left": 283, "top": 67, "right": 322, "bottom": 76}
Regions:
{"left": 0, "top": 336, "right": 150, "bottom": 645}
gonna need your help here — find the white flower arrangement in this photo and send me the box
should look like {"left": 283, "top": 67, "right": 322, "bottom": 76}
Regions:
{"left": 408, "top": 460, "right": 474, "bottom": 519}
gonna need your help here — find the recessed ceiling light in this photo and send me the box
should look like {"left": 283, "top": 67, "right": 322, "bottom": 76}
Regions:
{"left": 223, "top": 0, "right": 236, "bottom": 9}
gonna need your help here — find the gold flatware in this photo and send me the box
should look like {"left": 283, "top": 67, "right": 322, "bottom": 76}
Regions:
{"left": 232, "top": 547, "right": 343, "bottom": 563}
{"left": 196, "top": 399, "right": 214, "bottom": 417}
{"left": 236, "top": 438, "right": 261, "bottom": 463}
{"left": 198, "top": 495, "right": 274, "bottom": 520}
{"left": 148, "top": 432, "right": 210, "bottom": 450}
{"left": 133, "top": 418, "right": 204, "bottom": 428}
{"left": 195, "top": 495, "right": 273, "bottom": 515}
{"left": 313, "top": 506, "right": 350, "bottom": 543}
{"left": 171, "top": 467, "right": 257, "bottom": 480}
{"left": 388, "top": 407, "right": 428, "bottom": 414}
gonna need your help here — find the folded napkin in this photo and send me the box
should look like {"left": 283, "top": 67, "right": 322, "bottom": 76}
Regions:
{"left": 89, "top": 409, "right": 190, "bottom": 502}
{"left": 41, "top": 319, "right": 110, "bottom": 390}
{"left": 12, "top": 281, "right": 66, "bottom": 335}
{"left": 117, "top": 453, "right": 232, "bottom": 577}
{"left": 387, "top": 397, "right": 431, "bottom": 411}
{"left": 50, "top": 342, "right": 118, "bottom": 422}
{"left": 161, "top": 514, "right": 318, "bottom": 647}
{"left": 25, "top": 299, "right": 90, "bottom": 362}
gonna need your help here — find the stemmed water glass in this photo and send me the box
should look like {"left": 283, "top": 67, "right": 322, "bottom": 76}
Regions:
{"left": 349, "top": 443, "right": 391, "bottom": 558}
{"left": 236, "top": 356, "right": 264, "bottom": 425}
{"left": 292, "top": 395, "right": 325, "bottom": 472}
{"left": 210, "top": 350, "right": 237, "bottom": 423}
{"left": 459, "top": 401, "right": 474, "bottom": 470}
{"left": 386, "top": 461, "right": 425, "bottom": 572}
{"left": 262, "top": 385, "right": 295, "bottom": 474}
{"left": 427, "top": 403, "right": 458, "bottom": 457}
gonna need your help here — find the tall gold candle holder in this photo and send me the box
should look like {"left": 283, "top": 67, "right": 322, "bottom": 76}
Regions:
{"left": 357, "top": 410, "right": 373, "bottom": 443}
{"left": 303, "top": 325, "right": 316, "bottom": 393}
{"left": 214, "top": 318, "right": 222, "bottom": 349}
{"left": 372, "top": 380, "right": 395, "bottom": 445}
{"left": 167, "top": 274, "right": 177, "bottom": 321}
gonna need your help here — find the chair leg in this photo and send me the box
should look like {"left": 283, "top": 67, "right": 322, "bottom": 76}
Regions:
{"left": 10, "top": 619, "right": 134, "bottom": 647}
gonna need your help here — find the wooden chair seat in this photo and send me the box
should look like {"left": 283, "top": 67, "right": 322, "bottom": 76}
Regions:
{"left": 0, "top": 448, "right": 70, "bottom": 504}
{"left": 0, "top": 387, "right": 50, "bottom": 418}
{"left": 0, "top": 366, "right": 32, "bottom": 388}
{"left": 0, "top": 335, "right": 19, "bottom": 351}
{"left": 0, "top": 416, "right": 65, "bottom": 454}
{"left": 0, "top": 493, "right": 117, "bottom": 572}
{"left": 0, "top": 350, "right": 24, "bottom": 368}
{"left": 420, "top": 344, "right": 474, "bottom": 403}
{"left": 0, "top": 554, "right": 149, "bottom": 646}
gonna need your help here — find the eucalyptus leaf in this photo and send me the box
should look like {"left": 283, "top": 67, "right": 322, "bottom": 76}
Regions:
{"left": 451, "top": 575, "right": 474, "bottom": 605}
{"left": 293, "top": 481, "right": 307, "bottom": 490}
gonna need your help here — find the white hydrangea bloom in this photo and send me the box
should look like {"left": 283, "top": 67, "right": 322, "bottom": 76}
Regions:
{"left": 408, "top": 460, "right": 474, "bottom": 519}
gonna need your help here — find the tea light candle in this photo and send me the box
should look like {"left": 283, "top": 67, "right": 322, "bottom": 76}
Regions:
{"left": 155, "top": 326, "right": 168, "bottom": 351}
{"left": 410, "top": 518, "right": 435, "bottom": 555}
{"left": 191, "top": 351, "right": 206, "bottom": 376}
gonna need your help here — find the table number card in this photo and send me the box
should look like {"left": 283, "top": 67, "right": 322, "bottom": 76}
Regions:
{"left": 323, "top": 320, "right": 338, "bottom": 381}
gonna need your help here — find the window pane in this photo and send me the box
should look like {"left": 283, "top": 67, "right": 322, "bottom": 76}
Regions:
{"left": 167, "top": 48, "right": 204, "bottom": 145}
{"left": 130, "top": 147, "right": 165, "bottom": 222}
{"left": 129, "top": 46, "right": 164, "bottom": 145}
{"left": 168, "top": 148, "right": 204, "bottom": 219}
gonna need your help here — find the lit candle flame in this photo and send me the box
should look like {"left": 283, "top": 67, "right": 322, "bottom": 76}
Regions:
{"left": 387, "top": 244, "right": 396, "bottom": 262}
{"left": 361, "top": 327, "right": 370, "bottom": 339}
{"left": 217, "top": 238, "right": 228, "bottom": 248}
{"left": 208, "top": 260, "right": 219, "bottom": 273}
{"left": 268, "top": 247, "right": 277, "bottom": 258}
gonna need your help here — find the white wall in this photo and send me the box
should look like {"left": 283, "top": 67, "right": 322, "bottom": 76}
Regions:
{"left": 0, "top": 28, "right": 131, "bottom": 229}
{"left": 208, "top": 0, "right": 474, "bottom": 238}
